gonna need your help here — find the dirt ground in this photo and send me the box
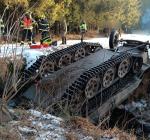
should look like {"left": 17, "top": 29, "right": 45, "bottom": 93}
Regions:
{"left": 0, "top": 108, "right": 136, "bottom": 140}
{"left": 33, "top": 30, "right": 101, "bottom": 42}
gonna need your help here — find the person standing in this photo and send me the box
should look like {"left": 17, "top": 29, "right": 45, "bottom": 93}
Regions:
{"left": 103, "top": 27, "right": 109, "bottom": 37}
{"left": 0, "top": 18, "right": 5, "bottom": 38}
{"left": 79, "top": 21, "right": 87, "bottom": 42}
{"left": 20, "top": 13, "right": 35, "bottom": 45}
{"left": 118, "top": 28, "right": 121, "bottom": 37}
{"left": 38, "top": 16, "right": 52, "bottom": 46}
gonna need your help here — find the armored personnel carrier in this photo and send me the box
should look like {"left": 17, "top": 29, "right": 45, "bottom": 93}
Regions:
{"left": 2, "top": 31, "right": 150, "bottom": 121}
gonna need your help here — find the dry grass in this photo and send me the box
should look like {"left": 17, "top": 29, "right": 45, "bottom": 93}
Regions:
{"left": 0, "top": 125, "right": 21, "bottom": 140}
{"left": 0, "top": 101, "right": 13, "bottom": 123}
{"left": 0, "top": 108, "right": 137, "bottom": 140}
{"left": 0, "top": 57, "right": 24, "bottom": 80}
{"left": 67, "top": 116, "right": 136, "bottom": 140}
{"left": 66, "top": 30, "right": 99, "bottom": 40}
{"left": 129, "top": 70, "right": 150, "bottom": 102}
{"left": 65, "top": 132, "right": 78, "bottom": 140}
{"left": 0, "top": 59, "right": 9, "bottom": 80}
{"left": 69, "top": 116, "right": 102, "bottom": 136}
{"left": 0, "top": 109, "right": 34, "bottom": 140}
{"left": 48, "top": 30, "right": 99, "bottom": 41}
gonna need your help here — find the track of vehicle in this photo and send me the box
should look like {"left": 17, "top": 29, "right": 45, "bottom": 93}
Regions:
{"left": 23, "top": 42, "right": 102, "bottom": 78}
{"left": 22, "top": 48, "right": 115, "bottom": 107}
{"left": 4, "top": 42, "right": 102, "bottom": 101}
{"left": 20, "top": 48, "right": 143, "bottom": 117}
{"left": 51, "top": 52, "right": 143, "bottom": 116}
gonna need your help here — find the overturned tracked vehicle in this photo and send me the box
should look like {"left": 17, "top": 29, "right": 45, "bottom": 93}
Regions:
{"left": 4, "top": 31, "right": 150, "bottom": 121}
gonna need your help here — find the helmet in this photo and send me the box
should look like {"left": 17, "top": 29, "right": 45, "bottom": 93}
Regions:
{"left": 25, "top": 12, "right": 30, "bottom": 18}
{"left": 41, "top": 14, "right": 45, "bottom": 19}
{"left": 25, "top": 11, "right": 32, "bottom": 18}
{"left": 81, "top": 20, "right": 85, "bottom": 24}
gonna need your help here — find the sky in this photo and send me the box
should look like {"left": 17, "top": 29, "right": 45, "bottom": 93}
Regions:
{"left": 140, "top": 0, "right": 150, "bottom": 31}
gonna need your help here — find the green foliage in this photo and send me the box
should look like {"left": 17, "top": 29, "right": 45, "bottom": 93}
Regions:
{"left": 0, "top": 0, "right": 143, "bottom": 32}
{"left": 3, "top": 0, "right": 29, "bottom": 7}
{"left": 120, "top": 0, "right": 141, "bottom": 27}
{"left": 75, "top": 0, "right": 141, "bottom": 30}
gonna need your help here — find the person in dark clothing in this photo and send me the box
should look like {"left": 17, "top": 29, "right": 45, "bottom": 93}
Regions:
{"left": 0, "top": 18, "right": 5, "bottom": 36}
{"left": 20, "top": 13, "right": 36, "bottom": 45}
{"left": 118, "top": 28, "right": 121, "bottom": 37}
{"left": 103, "top": 27, "right": 110, "bottom": 37}
{"left": 0, "top": 18, "right": 5, "bottom": 42}
{"left": 38, "top": 17, "right": 52, "bottom": 45}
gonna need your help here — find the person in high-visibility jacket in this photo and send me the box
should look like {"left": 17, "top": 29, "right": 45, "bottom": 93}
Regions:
{"left": 20, "top": 13, "right": 35, "bottom": 45}
{"left": 79, "top": 21, "right": 87, "bottom": 42}
{"left": 38, "top": 16, "right": 52, "bottom": 46}
{"left": 80, "top": 21, "right": 87, "bottom": 33}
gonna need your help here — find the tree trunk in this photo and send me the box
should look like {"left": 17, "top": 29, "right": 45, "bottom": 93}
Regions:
{"left": 61, "top": 19, "right": 67, "bottom": 44}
